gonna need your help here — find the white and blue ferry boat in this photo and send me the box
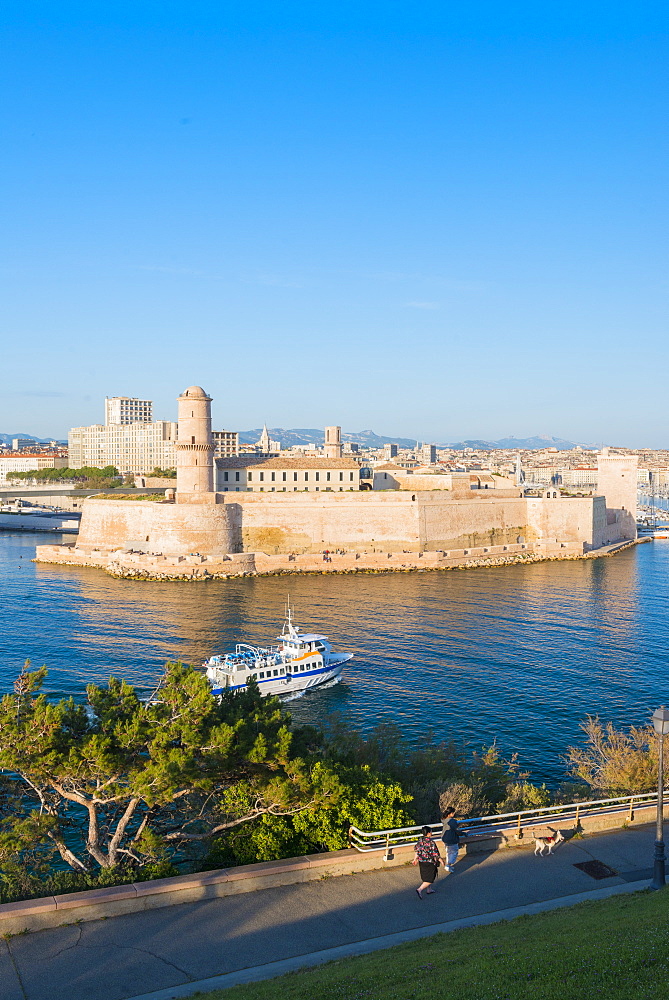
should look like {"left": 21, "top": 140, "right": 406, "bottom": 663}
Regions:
{"left": 204, "top": 609, "right": 353, "bottom": 697}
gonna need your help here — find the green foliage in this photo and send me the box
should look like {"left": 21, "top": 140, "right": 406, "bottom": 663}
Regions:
{"left": 498, "top": 781, "right": 552, "bottom": 813}
{"left": 6, "top": 465, "right": 120, "bottom": 483}
{"left": 0, "top": 662, "right": 339, "bottom": 878}
{"left": 205, "top": 762, "right": 413, "bottom": 867}
{"left": 151, "top": 467, "right": 177, "bottom": 478}
{"left": 566, "top": 716, "right": 659, "bottom": 795}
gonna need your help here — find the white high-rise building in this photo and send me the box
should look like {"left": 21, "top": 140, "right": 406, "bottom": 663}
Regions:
{"left": 68, "top": 421, "right": 177, "bottom": 474}
{"left": 105, "top": 397, "right": 153, "bottom": 425}
{"left": 70, "top": 397, "right": 175, "bottom": 473}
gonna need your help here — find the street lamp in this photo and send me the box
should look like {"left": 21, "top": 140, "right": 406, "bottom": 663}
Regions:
{"left": 650, "top": 706, "right": 669, "bottom": 890}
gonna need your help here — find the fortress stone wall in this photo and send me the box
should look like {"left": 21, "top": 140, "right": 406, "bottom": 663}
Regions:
{"left": 36, "top": 384, "right": 638, "bottom": 576}
{"left": 69, "top": 489, "right": 606, "bottom": 560}
{"left": 76, "top": 497, "right": 237, "bottom": 556}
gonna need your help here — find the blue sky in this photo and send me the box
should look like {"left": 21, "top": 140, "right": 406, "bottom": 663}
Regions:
{"left": 1, "top": 3, "right": 667, "bottom": 445}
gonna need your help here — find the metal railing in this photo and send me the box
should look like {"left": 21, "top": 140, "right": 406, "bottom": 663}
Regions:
{"left": 349, "top": 789, "right": 668, "bottom": 855}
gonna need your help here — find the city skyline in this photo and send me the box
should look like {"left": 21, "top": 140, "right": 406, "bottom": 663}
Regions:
{"left": 2, "top": 4, "right": 667, "bottom": 445}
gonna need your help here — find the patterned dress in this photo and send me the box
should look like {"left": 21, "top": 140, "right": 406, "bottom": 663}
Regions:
{"left": 415, "top": 836, "right": 441, "bottom": 883}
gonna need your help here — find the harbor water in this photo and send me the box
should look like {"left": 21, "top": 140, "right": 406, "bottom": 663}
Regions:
{"left": 1, "top": 531, "right": 669, "bottom": 784}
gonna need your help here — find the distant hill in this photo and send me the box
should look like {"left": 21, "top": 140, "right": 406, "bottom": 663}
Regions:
{"left": 0, "top": 433, "right": 50, "bottom": 446}
{"left": 443, "top": 435, "right": 592, "bottom": 451}
{"left": 238, "top": 428, "right": 418, "bottom": 449}
{"left": 237, "top": 429, "right": 592, "bottom": 451}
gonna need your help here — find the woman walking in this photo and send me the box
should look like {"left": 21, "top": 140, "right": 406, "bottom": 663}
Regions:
{"left": 412, "top": 826, "right": 441, "bottom": 898}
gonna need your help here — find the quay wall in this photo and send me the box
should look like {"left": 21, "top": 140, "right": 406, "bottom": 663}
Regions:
{"left": 0, "top": 802, "right": 660, "bottom": 936}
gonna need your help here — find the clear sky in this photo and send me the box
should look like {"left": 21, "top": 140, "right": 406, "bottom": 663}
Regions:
{"left": 1, "top": 3, "right": 667, "bottom": 445}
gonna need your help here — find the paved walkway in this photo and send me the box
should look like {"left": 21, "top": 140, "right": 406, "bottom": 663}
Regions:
{"left": 0, "top": 826, "right": 658, "bottom": 1000}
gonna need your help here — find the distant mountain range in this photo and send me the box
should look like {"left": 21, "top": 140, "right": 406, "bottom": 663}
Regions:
{"left": 0, "top": 432, "right": 52, "bottom": 446}
{"left": 444, "top": 435, "right": 593, "bottom": 451}
{"left": 237, "top": 429, "right": 591, "bottom": 451}
{"left": 238, "top": 428, "right": 421, "bottom": 449}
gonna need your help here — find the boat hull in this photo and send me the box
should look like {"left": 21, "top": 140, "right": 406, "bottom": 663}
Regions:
{"left": 210, "top": 653, "right": 352, "bottom": 697}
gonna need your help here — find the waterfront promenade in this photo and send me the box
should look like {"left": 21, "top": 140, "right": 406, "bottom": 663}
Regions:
{"left": 0, "top": 825, "right": 657, "bottom": 1000}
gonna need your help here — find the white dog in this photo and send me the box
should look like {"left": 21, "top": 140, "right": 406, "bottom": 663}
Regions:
{"left": 533, "top": 829, "right": 564, "bottom": 856}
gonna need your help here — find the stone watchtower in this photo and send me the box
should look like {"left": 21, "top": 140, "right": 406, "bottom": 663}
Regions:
{"left": 596, "top": 448, "right": 638, "bottom": 541}
{"left": 324, "top": 425, "right": 343, "bottom": 459}
{"left": 176, "top": 386, "right": 215, "bottom": 499}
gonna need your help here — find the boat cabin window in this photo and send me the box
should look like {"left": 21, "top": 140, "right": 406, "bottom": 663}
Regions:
{"left": 273, "top": 669, "right": 278, "bottom": 676}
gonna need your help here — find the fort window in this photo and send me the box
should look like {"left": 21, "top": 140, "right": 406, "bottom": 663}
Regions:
{"left": 224, "top": 471, "right": 229, "bottom": 481}
{"left": 350, "top": 472, "right": 354, "bottom": 481}
{"left": 339, "top": 472, "right": 343, "bottom": 481}
{"left": 191, "top": 436, "right": 195, "bottom": 444}
{"left": 271, "top": 472, "right": 275, "bottom": 481}
{"left": 315, "top": 472, "right": 319, "bottom": 481}
{"left": 248, "top": 472, "right": 252, "bottom": 480}
{"left": 282, "top": 472, "right": 286, "bottom": 481}
{"left": 304, "top": 472, "right": 309, "bottom": 480}
{"left": 235, "top": 472, "right": 240, "bottom": 481}
{"left": 326, "top": 472, "right": 331, "bottom": 481}
{"left": 293, "top": 472, "right": 298, "bottom": 481}
{"left": 259, "top": 472, "right": 264, "bottom": 481}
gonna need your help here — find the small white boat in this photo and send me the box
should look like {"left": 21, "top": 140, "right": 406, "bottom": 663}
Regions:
{"left": 204, "top": 608, "right": 353, "bottom": 697}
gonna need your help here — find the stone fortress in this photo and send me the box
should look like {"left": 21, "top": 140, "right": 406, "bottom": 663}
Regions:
{"left": 36, "top": 386, "right": 639, "bottom": 580}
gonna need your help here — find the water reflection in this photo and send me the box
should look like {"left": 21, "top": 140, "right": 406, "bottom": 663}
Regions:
{"left": 1, "top": 532, "right": 668, "bottom": 782}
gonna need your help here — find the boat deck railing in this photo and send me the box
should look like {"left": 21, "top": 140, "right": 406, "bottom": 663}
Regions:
{"left": 348, "top": 789, "right": 668, "bottom": 854}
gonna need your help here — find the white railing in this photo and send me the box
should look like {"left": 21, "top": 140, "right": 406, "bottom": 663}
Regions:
{"left": 349, "top": 789, "right": 667, "bottom": 854}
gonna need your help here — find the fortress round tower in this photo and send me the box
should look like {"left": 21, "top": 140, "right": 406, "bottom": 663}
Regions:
{"left": 176, "top": 385, "right": 215, "bottom": 498}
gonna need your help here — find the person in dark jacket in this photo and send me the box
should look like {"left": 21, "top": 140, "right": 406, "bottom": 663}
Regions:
{"left": 412, "top": 826, "right": 441, "bottom": 898}
{"left": 441, "top": 808, "right": 461, "bottom": 872}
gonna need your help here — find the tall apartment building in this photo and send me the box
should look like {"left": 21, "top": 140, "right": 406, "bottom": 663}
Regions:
{"left": 68, "top": 421, "right": 177, "bottom": 474}
{"left": 213, "top": 430, "right": 239, "bottom": 458}
{"left": 420, "top": 443, "right": 437, "bottom": 465}
{"left": 67, "top": 396, "right": 174, "bottom": 473}
{"left": 69, "top": 396, "right": 239, "bottom": 474}
{"left": 104, "top": 397, "right": 153, "bottom": 425}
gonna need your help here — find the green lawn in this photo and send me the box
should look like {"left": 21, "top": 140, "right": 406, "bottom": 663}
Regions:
{"left": 200, "top": 889, "right": 669, "bottom": 1000}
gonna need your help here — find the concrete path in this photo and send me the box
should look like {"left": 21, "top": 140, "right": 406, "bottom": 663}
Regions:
{"left": 0, "top": 826, "right": 658, "bottom": 1000}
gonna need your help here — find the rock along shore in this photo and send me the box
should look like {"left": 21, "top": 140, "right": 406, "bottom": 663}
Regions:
{"left": 34, "top": 538, "right": 642, "bottom": 583}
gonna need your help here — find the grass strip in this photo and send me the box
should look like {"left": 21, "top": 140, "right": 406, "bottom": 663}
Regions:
{"left": 199, "top": 888, "right": 669, "bottom": 1000}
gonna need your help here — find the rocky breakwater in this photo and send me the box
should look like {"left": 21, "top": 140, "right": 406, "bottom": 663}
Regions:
{"left": 34, "top": 538, "right": 640, "bottom": 581}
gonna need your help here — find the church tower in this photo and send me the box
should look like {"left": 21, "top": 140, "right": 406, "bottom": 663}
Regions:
{"left": 176, "top": 386, "right": 215, "bottom": 498}
{"left": 324, "top": 425, "right": 343, "bottom": 459}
